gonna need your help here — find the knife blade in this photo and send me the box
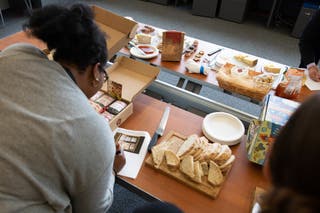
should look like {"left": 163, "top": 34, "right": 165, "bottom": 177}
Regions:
{"left": 148, "top": 105, "right": 170, "bottom": 152}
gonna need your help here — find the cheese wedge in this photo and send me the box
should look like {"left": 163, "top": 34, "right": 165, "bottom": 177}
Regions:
{"left": 234, "top": 54, "right": 258, "bottom": 67}
{"left": 264, "top": 64, "right": 281, "bottom": 74}
{"left": 242, "top": 56, "right": 258, "bottom": 67}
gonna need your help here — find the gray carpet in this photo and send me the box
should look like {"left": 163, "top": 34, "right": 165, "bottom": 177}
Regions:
{"left": 0, "top": 0, "right": 299, "bottom": 212}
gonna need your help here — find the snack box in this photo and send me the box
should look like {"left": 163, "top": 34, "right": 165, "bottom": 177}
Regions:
{"left": 91, "top": 6, "right": 160, "bottom": 129}
{"left": 92, "top": 5, "right": 139, "bottom": 60}
{"left": 246, "top": 95, "right": 300, "bottom": 165}
{"left": 100, "top": 56, "right": 160, "bottom": 130}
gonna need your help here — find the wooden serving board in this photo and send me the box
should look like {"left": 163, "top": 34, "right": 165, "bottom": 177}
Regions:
{"left": 145, "top": 131, "right": 233, "bottom": 199}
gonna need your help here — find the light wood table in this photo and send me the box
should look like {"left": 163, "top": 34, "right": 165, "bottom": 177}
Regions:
{"left": 120, "top": 94, "right": 269, "bottom": 213}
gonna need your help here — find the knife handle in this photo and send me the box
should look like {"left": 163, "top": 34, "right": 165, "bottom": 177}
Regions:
{"left": 207, "top": 48, "right": 222, "bottom": 56}
{"left": 148, "top": 133, "right": 159, "bottom": 153}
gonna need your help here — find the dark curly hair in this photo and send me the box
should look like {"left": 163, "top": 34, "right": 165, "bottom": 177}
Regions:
{"left": 23, "top": 3, "right": 107, "bottom": 71}
{"left": 261, "top": 93, "right": 320, "bottom": 212}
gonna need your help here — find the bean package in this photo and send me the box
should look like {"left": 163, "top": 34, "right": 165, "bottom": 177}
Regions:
{"left": 89, "top": 91, "right": 127, "bottom": 122}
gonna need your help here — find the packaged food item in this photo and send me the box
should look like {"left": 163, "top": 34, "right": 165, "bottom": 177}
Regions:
{"left": 90, "top": 91, "right": 105, "bottom": 102}
{"left": 107, "top": 100, "right": 128, "bottom": 115}
{"left": 285, "top": 68, "right": 306, "bottom": 85}
{"left": 89, "top": 100, "right": 104, "bottom": 113}
{"left": 101, "top": 111, "right": 114, "bottom": 122}
{"left": 95, "top": 94, "right": 115, "bottom": 107}
{"left": 140, "top": 25, "right": 155, "bottom": 34}
{"left": 246, "top": 95, "right": 300, "bottom": 165}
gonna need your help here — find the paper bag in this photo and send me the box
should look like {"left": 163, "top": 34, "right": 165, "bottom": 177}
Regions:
{"left": 161, "top": 31, "right": 185, "bottom": 62}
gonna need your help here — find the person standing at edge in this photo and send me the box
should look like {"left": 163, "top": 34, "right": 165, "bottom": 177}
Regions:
{"left": 0, "top": 3, "right": 125, "bottom": 212}
{"left": 299, "top": 9, "right": 320, "bottom": 82}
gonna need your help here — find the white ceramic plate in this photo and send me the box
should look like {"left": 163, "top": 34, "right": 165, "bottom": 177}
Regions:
{"left": 202, "top": 112, "right": 245, "bottom": 146}
{"left": 130, "top": 44, "right": 159, "bottom": 59}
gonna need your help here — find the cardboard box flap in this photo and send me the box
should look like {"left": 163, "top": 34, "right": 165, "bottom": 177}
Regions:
{"left": 103, "top": 56, "right": 160, "bottom": 102}
{"left": 92, "top": 5, "right": 139, "bottom": 60}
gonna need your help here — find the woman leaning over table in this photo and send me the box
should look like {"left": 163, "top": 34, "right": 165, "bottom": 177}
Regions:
{"left": 0, "top": 3, "right": 125, "bottom": 212}
{"left": 260, "top": 93, "right": 320, "bottom": 212}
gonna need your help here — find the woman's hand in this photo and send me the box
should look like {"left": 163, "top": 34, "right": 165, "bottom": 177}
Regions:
{"left": 308, "top": 65, "right": 320, "bottom": 82}
{"left": 113, "top": 143, "right": 126, "bottom": 174}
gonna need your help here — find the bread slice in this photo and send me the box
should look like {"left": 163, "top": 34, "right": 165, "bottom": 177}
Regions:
{"left": 200, "top": 161, "right": 209, "bottom": 176}
{"left": 152, "top": 147, "right": 166, "bottom": 169}
{"left": 165, "top": 150, "right": 180, "bottom": 170}
{"left": 192, "top": 161, "right": 203, "bottom": 183}
{"left": 176, "top": 134, "right": 198, "bottom": 157}
{"left": 214, "top": 144, "right": 232, "bottom": 165}
{"left": 166, "top": 137, "right": 185, "bottom": 154}
{"left": 199, "top": 136, "right": 209, "bottom": 144}
{"left": 179, "top": 155, "right": 195, "bottom": 179}
{"left": 207, "top": 142, "right": 222, "bottom": 160}
{"left": 193, "top": 137, "right": 207, "bottom": 160}
{"left": 219, "top": 155, "right": 235, "bottom": 173}
{"left": 151, "top": 141, "right": 170, "bottom": 168}
{"left": 208, "top": 161, "right": 224, "bottom": 186}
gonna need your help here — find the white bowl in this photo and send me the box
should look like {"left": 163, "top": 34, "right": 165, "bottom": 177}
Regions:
{"left": 202, "top": 112, "right": 245, "bottom": 146}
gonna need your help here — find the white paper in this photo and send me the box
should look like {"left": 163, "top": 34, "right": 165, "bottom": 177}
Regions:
{"left": 305, "top": 70, "right": 320, "bottom": 90}
{"left": 113, "top": 128, "right": 150, "bottom": 179}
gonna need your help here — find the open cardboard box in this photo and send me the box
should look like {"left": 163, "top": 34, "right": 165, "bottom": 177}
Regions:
{"left": 101, "top": 56, "right": 160, "bottom": 130}
{"left": 92, "top": 5, "right": 139, "bottom": 60}
{"left": 91, "top": 6, "right": 160, "bottom": 130}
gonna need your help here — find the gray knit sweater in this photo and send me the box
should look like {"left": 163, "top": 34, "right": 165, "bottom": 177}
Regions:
{"left": 0, "top": 44, "right": 115, "bottom": 212}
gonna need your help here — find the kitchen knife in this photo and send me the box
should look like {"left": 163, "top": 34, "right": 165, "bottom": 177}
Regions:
{"left": 148, "top": 105, "right": 170, "bottom": 152}
{"left": 207, "top": 48, "right": 223, "bottom": 56}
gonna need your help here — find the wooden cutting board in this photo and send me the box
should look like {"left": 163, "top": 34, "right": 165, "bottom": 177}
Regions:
{"left": 145, "top": 130, "right": 233, "bottom": 199}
